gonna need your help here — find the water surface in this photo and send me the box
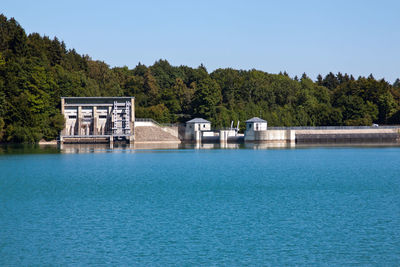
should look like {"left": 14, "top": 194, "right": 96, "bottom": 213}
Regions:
{"left": 0, "top": 145, "right": 399, "bottom": 265}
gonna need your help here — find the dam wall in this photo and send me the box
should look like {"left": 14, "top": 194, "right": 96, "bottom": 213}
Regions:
{"left": 135, "top": 120, "right": 179, "bottom": 138}
{"left": 245, "top": 129, "right": 295, "bottom": 142}
{"left": 134, "top": 119, "right": 180, "bottom": 143}
{"left": 260, "top": 126, "right": 400, "bottom": 143}
{"left": 294, "top": 128, "right": 400, "bottom": 143}
{"left": 182, "top": 126, "right": 400, "bottom": 144}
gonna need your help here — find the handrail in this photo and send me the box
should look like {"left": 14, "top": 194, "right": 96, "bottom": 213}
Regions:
{"left": 268, "top": 126, "right": 400, "bottom": 130}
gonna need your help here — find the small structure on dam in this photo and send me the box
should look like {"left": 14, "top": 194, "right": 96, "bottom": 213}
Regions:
{"left": 244, "top": 117, "right": 268, "bottom": 141}
{"left": 244, "top": 117, "right": 296, "bottom": 142}
{"left": 184, "top": 118, "right": 242, "bottom": 143}
{"left": 184, "top": 118, "right": 212, "bottom": 141}
{"left": 60, "top": 97, "right": 135, "bottom": 144}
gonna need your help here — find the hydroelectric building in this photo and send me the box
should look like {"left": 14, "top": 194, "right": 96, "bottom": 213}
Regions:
{"left": 60, "top": 97, "right": 135, "bottom": 144}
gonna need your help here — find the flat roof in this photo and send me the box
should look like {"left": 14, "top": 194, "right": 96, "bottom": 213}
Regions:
{"left": 186, "top": 118, "right": 211, "bottom": 123}
{"left": 246, "top": 117, "right": 267, "bottom": 123}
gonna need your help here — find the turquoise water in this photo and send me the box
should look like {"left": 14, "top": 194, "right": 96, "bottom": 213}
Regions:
{"left": 1, "top": 146, "right": 399, "bottom": 265}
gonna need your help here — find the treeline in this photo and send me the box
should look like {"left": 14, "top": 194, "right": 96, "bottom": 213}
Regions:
{"left": 0, "top": 14, "right": 400, "bottom": 143}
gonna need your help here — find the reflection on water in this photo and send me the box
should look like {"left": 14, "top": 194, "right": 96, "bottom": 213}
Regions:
{"left": 59, "top": 142, "right": 296, "bottom": 153}
{"left": 1, "top": 141, "right": 400, "bottom": 155}
{"left": 0, "top": 144, "right": 61, "bottom": 155}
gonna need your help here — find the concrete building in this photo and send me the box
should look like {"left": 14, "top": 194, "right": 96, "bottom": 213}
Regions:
{"left": 244, "top": 117, "right": 296, "bottom": 142}
{"left": 246, "top": 117, "right": 268, "bottom": 131}
{"left": 244, "top": 117, "right": 267, "bottom": 141}
{"left": 184, "top": 118, "right": 211, "bottom": 141}
{"left": 60, "top": 97, "right": 135, "bottom": 144}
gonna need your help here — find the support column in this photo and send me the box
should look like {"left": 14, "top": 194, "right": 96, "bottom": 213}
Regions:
{"left": 60, "top": 98, "right": 66, "bottom": 136}
{"left": 109, "top": 136, "right": 114, "bottom": 149}
{"left": 77, "top": 106, "right": 82, "bottom": 136}
{"left": 195, "top": 131, "right": 201, "bottom": 143}
{"left": 288, "top": 129, "right": 296, "bottom": 144}
{"left": 93, "top": 106, "right": 98, "bottom": 135}
{"left": 220, "top": 130, "right": 228, "bottom": 143}
{"left": 61, "top": 98, "right": 65, "bottom": 114}
{"left": 107, "top": 106, "right": 112, "bottom": 135}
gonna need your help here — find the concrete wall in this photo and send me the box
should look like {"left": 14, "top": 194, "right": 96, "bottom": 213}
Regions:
{"left": 245, "top": 129, "right": 295, "bottom": 142}
{"left": 244, "top": 127, "right": 400, "bottom": 143}
{"left": 134, "top": 120, "right": 179, "bottom": 138}
{"left": 294, "top": 128, "right": 400, "bottom": 135}
{"left": 295, "top": 128, "right": 400, "bottom": 143}
{"left": 220, "top": 129, "right": 238, "bottom": 142}
{"left": 161, "top": 126, "right": 179, "bottom": 138}
{"left": 134, "top": 126, "right": 181, "bottom": 143}
{"left": 257, "top": 130, "right": 294, "bottom": 142}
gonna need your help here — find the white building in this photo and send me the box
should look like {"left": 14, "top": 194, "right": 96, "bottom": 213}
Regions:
{"left": 184, "top": 118, "right": 211, "bottom": 141}
{"left": 244, "top": 117, "right": 268, "bottom": 141}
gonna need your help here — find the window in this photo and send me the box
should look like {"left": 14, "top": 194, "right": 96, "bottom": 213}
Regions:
{"left": 68, "top": 115, "right": 77, "bottom": 119}
{"left": 249, "top": 124, "right": 251, "bottom": 128}
{"left": 99, "top": 115, "right": 107, "bottom": 119}
{"left": 203, "top": 124, "right": 206, "bottom": 128}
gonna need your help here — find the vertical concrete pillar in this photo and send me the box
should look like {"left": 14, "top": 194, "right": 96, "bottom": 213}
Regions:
{"left": 93, "top": 106, "right": 98, "bottom": 135}
{"left": 194, "top": 131, "right": 201, "bottom": 143}
{"left": 220, "top": 130, "right": 227, "bottom": 143}
{"left": 107, "top": 106, "right": 112, "bottom": 135}
{"left": 60, "top": 98, "right": 66, "bottom": 136}
{"left": 109, "top": 136, "right": 114, "bottom": 149}
{"left": 77, "top": 106, "right": 82, "bottom": 135}
{"left": 288, "top": 129, "right": 296, "bottom": 144}
{"left": 61, "top": 98, "right": 65, "bottom": 114}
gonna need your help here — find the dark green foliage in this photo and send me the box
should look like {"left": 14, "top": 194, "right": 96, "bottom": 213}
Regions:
{"left": 193, "top": 77, "right": 222, "bottom": 118}
{"left": 0, "top": 117, "right": 4, "bottom": 140}
{"left": 394, "top": 79, "right": 400, "bottom": 89}
{"left": 0, "top": 14, "right": 399, "bottom": 143}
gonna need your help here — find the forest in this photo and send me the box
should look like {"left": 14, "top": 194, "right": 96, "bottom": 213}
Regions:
{"left": 1, "top": 14, "right": 400, "bottom": 143}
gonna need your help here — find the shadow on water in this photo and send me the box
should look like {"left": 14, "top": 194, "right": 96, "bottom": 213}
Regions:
{"left": 1, "top": 141, "right": 399, "bottom": 155}
{"left": 0, "top": 144, "right": 61, "bottom": 155}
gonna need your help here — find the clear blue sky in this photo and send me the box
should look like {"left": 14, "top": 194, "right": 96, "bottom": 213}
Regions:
{"left": 2, "top": 0, "right": 399, "bottom": 82}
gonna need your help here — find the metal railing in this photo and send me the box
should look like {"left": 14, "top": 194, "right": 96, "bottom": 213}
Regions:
{"left": 268, "top": 125, "right": 400, "bottom": 130}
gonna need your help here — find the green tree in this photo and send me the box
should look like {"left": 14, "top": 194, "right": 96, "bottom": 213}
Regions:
{"left": 193, "top": 77, "right": 222, "bottom": 119}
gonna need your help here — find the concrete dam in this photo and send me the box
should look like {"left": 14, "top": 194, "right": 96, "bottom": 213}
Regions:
{"left": 253, "top": 126, "right": 400, "bottom": 143}
{"left": 59, "top": 97, "right": 400, "bottom": 145}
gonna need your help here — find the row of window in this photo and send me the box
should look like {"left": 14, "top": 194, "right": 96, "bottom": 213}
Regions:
{"left": 68, "top": 115, "right": 108, "bottom": 119}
